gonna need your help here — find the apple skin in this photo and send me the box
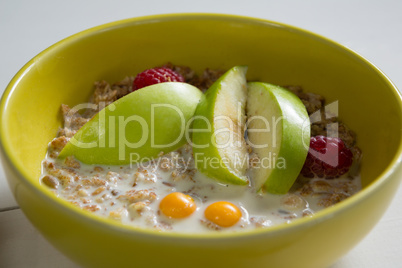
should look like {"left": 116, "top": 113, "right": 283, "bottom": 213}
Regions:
{"left": 191, "top": 66, "right": 249, "bottom": 185}
{"left": 59, "top": 82, "right": 202, "bottom": 165}
{"left": 247, "top": 82, "right": 310, "bottom": 194}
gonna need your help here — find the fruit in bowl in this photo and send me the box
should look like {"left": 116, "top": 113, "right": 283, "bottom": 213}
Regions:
{"left": 58, "top": 81, "right": 203, "bottom": 165}
{"left": 0, "top": 14, "right": 401, "bottom": 268}
{"left": 48, "top": 61, "right": 361, "bottom": 234}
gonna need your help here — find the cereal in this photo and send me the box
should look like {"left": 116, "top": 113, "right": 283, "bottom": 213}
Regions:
{"left": 109, "top": 208, "right": 128, "bottom": 221}
{"left": 92, "top": 186, "right": 106, "bottom": 196}
{"left": 64, "top": 156, "right": 81, "bottom": 169}
{"left": 41, "top": 175, "right": 59, "bottom": 189}
{"left": 77, "top": 189, "right": 89, "bottom": 197}
{"left": 280, "top": 194, "right": 307, "bottom": 211}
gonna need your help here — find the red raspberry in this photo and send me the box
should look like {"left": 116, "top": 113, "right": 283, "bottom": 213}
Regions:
{"left": 132, "top": 67, "right": 184, "bottom": 91}
{"left": 301, "top": 135, "right": 353, "bottom": 178}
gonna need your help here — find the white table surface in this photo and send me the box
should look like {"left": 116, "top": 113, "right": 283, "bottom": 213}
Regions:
{"left": 1, "top": 0, "right": 401, "bottom": 267}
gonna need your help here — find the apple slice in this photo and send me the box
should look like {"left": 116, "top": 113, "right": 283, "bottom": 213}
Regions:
{"left": 247, "top": 82, "right": 310, "bottom": 194}
{"left": 191, "top": 66, "right": 249, "bottom": 185}
{"left": 59, "top": 82, "right": 202, "bottom": 165}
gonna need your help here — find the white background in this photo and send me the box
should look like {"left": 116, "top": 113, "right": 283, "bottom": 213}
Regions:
{"left": 1, "top": 0, "right": 401, "bottom": 267}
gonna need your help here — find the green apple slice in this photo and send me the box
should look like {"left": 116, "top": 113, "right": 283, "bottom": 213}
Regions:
{"left": 246, "top": 82, "right": 310, "bottom": 194}
{"left": 191, "top": 66, "right": 249, "bottom": 185}
{"left": 59, "top": 82, "right": 202, "bottom": 165}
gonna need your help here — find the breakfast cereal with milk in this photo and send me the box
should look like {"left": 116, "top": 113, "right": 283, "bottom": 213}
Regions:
{"left": 40, "top": 63, "right": 361, "bottom": 232}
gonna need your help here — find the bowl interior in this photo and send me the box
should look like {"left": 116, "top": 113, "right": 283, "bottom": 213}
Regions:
{"left": 1, "top": 14, "right": 401, "bottom": 213}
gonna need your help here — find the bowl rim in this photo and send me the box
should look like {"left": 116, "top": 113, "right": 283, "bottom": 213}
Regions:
{"left": 1, "top": 12, "right": 402, "bottom": 241}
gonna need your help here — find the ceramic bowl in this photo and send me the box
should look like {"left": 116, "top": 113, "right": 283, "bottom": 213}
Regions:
{"left": 1, "top": 14, "right": 402, "bottom": 268}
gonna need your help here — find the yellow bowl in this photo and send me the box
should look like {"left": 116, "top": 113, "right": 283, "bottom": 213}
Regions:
{"left": 1, "top": 13, "right": 402, "bottom": 268}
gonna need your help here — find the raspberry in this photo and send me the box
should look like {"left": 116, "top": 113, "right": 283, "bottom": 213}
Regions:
{"left": 301, "top": 135, "right": 353, "bottom": 178}
{"left": 132, "top": 67, "right": 184, "bottom": 91}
